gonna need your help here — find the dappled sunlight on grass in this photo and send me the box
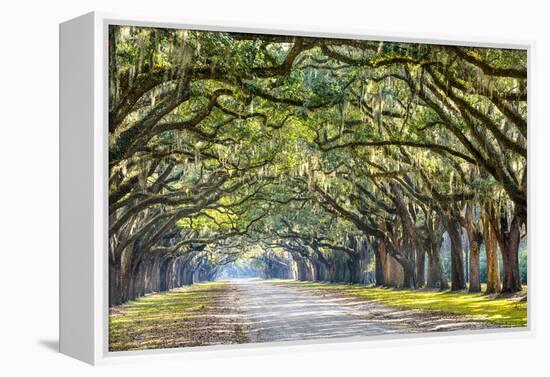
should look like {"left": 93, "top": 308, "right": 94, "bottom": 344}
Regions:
{"left": 109, "top": 282, "right": 229, "bottom": 351}
{"left": 276, "top": 281, "right": 527, "bottom": 327}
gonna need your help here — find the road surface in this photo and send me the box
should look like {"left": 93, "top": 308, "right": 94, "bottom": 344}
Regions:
{"left": 232, "top": 279, "right": 496, "bottom": 343}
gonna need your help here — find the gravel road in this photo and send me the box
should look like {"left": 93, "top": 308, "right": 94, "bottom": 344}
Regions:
{"left": 232, "top": 279, "right": 496, "bottom": 343}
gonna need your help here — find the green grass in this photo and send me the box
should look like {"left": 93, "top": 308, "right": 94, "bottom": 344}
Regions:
{"left": 109, "top": 282, "right": 226, "bottom": 351}
{"left": 277, "top": 281, "right": 528, "bottom": 327}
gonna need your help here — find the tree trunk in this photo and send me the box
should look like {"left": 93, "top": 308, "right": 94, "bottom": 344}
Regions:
{"left": 499, "top": 213, "right": 522, "bottom": 293}
{"left": 416, "top": 248, "right": 426, "bottom": 288}
{"left": 468, "top": 246, "right": 481, "bottom": 292}
{"left": 374, "top": 239, "right": 386, "bottom": 286}
{"left": 483, "top": 203, "right": 501, "bottom": 293}
{"left": 112, "top": 245, "right": 134, "bottom": 305}
{"left": 445, "top": 214, "right": 466, "bottom": 291}
{"left": 390, "top": 245, "right": 416, "bottom": 289}
{"left": 389, "top": 181, "right": 421, "bottom": 289}
{"left": 427, "top": 243, "right": 449, "bottom": 290}
{"left": 109, "top": 260, "right": 122, "bottom": 306}
{"left": 400, "top": 259, "right": 416, "bottom": 289}
{"left": 464, "top": 246, "right": 469, "bottom": 283}
{"left": 347, "top": 254, "right": 362, "bottom": 284}
{"left": 426, "top": 251, "right": 438, "bottom": 288}
{"left": 425, "top": 210, "right": 449, "bottom": 290}
{"left": 465, "top": 204, "right": 481, "bottom": 293}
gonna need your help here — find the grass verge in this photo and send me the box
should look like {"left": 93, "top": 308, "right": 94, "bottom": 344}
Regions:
{"left": 276, "top": 281, "right": 527, "bottom": 327}
{"left": 109, "top": 282, "right": 246, "bottom": 351}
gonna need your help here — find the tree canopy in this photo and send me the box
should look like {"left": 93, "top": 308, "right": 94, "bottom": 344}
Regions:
{"left": 108, "top": 25, "right": 527, "bottom": 306}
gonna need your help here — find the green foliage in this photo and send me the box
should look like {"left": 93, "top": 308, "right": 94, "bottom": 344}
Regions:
{"left": 108, "top": 24, "right": 528, "bottom": 301}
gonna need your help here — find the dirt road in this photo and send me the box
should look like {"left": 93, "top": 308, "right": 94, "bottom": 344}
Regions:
{"left": 109, "top": 279, "right": 498, "bottom": 351}
{"left": 234, "top": 279, "right": 496, "bottom": 343}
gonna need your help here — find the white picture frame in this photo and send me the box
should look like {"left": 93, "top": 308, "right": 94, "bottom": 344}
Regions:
{"left": 59, "top": 11, "right": 534, "bottom": 365}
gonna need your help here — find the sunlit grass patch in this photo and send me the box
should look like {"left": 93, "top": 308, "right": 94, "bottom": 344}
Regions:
{"left": 109, "top": 282, "right": 226, "bottom": 351}
{"left": 276, "top": 280, "right": 527, "bottom": 327}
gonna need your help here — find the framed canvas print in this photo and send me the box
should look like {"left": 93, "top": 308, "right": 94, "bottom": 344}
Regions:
{"left": 60, "top": 12, "right": 531, "bottom": 365}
